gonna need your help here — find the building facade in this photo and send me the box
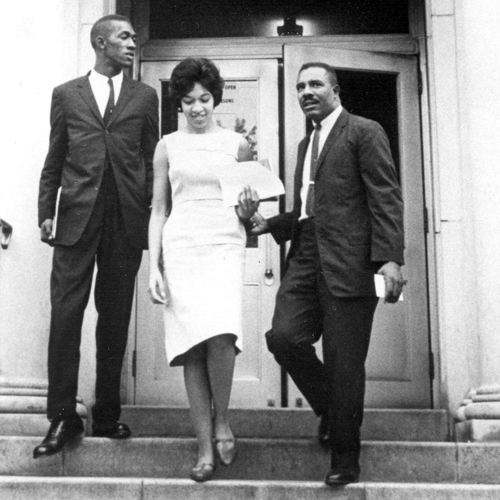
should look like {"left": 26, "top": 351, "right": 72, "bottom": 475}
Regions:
{"left": 2, "top": 0, "right": 500, "bottom": 439}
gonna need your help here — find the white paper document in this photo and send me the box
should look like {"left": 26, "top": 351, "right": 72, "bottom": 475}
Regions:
{"left": 374, "top": 274, "right": 404, "bottom": 301}
{"left": 211, "top": 160, "right": 285, "bottom": 207}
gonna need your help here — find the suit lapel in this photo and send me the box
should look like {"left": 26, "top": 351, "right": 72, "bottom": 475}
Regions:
{"left": 316, "top": 109, "right": 349, "bottom": 174}
{"left": 296, "top": 136, "right": 310, "bottom": 181}
{"left": 77, "top": 75, "right": 103, "bottom": 124}
{"left": 107, "top": 76, "right": 136, "bottom": 126}
{"left": 292, "top": 136, "right": 310, "bottom": 213}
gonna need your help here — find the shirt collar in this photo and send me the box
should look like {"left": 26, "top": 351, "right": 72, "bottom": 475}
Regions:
{"left": 316, "top": 104, "right": 343, "bottom": 135}
{"left": 89, "top": 69, "right": 123, "bottom": 88}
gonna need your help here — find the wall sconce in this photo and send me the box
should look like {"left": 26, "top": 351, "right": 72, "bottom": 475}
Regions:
{"left": 0, "top": 219, "right": 13, "bottom": 250}
{"left": 277, "top": 16, "right": 303, "bottom": 36}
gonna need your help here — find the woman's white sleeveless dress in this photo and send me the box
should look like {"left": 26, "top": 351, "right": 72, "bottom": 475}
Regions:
{"left": 160, "top": 128, "right": 245, "bottom": 366}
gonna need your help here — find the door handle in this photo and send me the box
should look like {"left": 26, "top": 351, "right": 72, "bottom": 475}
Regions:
{"left": 0, "top": 219, "right": 13, "bottom": 249}
{"left": 264, "top": 234, "right": 274, "bottom": 286}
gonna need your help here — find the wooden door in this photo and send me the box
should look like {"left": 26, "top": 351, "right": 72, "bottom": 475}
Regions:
{"left": 128, "top": 59, "right": 282, "bottom": 407}
{"left": 283, "top": 45, "right": 431, "bottom": 408}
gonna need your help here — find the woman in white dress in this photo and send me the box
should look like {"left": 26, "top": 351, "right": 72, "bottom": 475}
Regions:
{"left": 148, "top": 58, "right": 259, "bottom": 482}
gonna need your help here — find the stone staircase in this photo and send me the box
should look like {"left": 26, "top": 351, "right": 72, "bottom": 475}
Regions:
{"left": 2, "top": 407, "right": 500, "bottom": 499}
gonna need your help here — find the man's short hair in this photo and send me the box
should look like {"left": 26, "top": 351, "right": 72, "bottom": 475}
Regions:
{"left": 299, "top": 62, "right": 339, "bottom": 87}
{"left": 90, "top": 14, "right": 132, "bottom": 49}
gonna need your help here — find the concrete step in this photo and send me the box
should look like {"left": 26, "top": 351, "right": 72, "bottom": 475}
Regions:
{"left": 3, "top": 437, "right": 500, "bottom": 483}
{"left": 2, "top": 478, "right": 500, "bottom": 500}
{"left": 120, "top": 407, "right": 450, "bottom": 442}
{"left": 0, "top": 407, "right": 450, "bottom": 442}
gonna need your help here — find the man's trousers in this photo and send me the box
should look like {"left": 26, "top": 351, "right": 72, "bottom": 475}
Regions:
{"left": 266, "top": 219, "right": 378, "bottom": 471}
{"left": 47, "top": 168, "right": 142, "bottom": 426}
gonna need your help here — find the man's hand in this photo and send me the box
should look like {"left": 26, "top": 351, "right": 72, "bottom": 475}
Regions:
{"left": 236, "top": 185, "right": 260, "bottom": 221}
{"left": 250, "top": 212, "right": 269, "bottom": 236}
{"left": 377, "top": 261, "right": 406, "bottom": 303}
{"left": 40, "top": 219, "right": 55, "bottom": 246}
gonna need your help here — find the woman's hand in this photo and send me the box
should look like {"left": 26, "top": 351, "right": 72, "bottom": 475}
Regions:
{"left": 148, "top": 266, "right": 168, "bottom": 305}
{"left": 236, "top": 185, "right": 260, "bottom": 221}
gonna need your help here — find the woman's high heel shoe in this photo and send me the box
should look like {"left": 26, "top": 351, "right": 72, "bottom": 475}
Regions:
{"left": 215, "top": 438, "right": 238, "bottom": 466}
{"left": 189, "top": 462, "right": 216, "bottom": 482}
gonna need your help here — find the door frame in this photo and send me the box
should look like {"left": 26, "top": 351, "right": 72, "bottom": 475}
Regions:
{"left": 283, "top": 45, "right": 430, "bottom": 408}
{"left": 129, "top": 58, "right": 282, "bottom": 408}
{"left": 121, "top": 0, "right": 441, "bottom": 409}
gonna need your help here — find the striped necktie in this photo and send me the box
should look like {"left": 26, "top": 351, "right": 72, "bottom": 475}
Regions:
{"left": 305, "top": 123, "right": 322, "bottom": 217}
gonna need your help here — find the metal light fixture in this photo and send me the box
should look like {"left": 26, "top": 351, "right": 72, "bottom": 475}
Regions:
{"left": 277, "top": 15, "right": 303, "bottom": 36}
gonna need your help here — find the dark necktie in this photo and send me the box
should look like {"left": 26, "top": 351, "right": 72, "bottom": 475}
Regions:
{"left": 305, "top": 123, "right": 322, "bottom": 217}
{"left": 103, "top": 78, "right": 115, "bottom": 125}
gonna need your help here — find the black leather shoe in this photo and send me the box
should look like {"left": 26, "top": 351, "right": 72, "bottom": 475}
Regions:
{"left": 92, "top": 422, "right": 131, "bottom": 439}
{"left": 318, "top": 413, "right": 330, "bottom": 448}
{"left": 324, "top": 469, "right": 360, "bottom": 486}
{"left": 33, "top": 418, "right": 84, "bottom": 459}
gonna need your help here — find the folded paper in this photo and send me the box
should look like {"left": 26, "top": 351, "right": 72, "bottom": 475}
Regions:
{"left": 211, "top": 160, "right": 285, "bottom": 207}
{"left": 374, "top": 274, "right": 404, "bottom": 301}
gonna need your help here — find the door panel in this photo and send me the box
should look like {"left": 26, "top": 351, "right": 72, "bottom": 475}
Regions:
{"left": 284, "top": 45, "right": 430, "bottom": 408}
{"left": 131, "top": 59, "right": 282, "bottom": 407}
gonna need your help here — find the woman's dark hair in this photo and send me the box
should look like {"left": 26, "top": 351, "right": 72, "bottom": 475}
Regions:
{"left": 169, "top": 58, "right": 225, "bottom": 110}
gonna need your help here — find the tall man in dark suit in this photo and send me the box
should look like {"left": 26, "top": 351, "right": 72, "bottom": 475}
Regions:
{"left": 35, "top": 15, "right": 159, "bottom": 458}
{"left": 252, "top": 62, "right": 405, "bottom": 485}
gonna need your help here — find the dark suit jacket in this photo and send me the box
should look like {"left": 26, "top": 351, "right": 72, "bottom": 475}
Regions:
{"left": 268, "top": 109, "right": 404, "bottom": 297}
{"left": 38, "top": 74, "right": 159, "bottom": 249}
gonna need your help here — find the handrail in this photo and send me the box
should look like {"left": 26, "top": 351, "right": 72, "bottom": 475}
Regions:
{"left": 0, "top": 219, "right": 13, "bottom": 249}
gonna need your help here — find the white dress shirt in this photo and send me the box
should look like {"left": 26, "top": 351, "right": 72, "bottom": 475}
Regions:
{"left": 89, "top": 70, "right": 124, "bottom": 118}
{"left": 299, "top": 105, "right": 343, "bottom": 220}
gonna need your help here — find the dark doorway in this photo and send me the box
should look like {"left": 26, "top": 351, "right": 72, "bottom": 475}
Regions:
{"left": 337, "top": 70, "right": 400, "bottom": 176}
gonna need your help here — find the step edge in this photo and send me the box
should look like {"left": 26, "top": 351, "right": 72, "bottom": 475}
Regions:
{"left": 0, "top": 436, "right": 461, "bottom": 446}
{"left": 122, "top": 406, "right": 448, "bottom": 414}
{"left": 0, "top": 436, "right": 472, "bottom": 446}
{"left": 2, "top": 477, "right": 500, "bottom": 490}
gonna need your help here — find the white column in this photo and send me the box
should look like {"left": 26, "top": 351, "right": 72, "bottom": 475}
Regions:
{"left": 0, "top": 0, "right": 112, "bottom": 435}
{"left": 425, "top": 0, "right": 481, "bottom": 416}
{"left": 451, "top": 0, "right": 500, "bottom": 440}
